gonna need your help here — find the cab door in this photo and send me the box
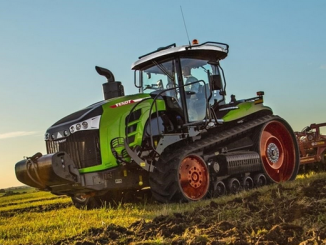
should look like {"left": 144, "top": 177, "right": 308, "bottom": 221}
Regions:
{"left": 180, "top": 58, "right": 222, "bottom": 122}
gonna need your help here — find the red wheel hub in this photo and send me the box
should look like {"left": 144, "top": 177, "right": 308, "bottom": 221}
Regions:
{"left": 179, "top": 155, "right": 209, "bottom": 200}
{"left": 264, "top": 136, "right": 284, "bottom": 169}
{"left": 187, "top": 166, "right": 204, "bottom": 188}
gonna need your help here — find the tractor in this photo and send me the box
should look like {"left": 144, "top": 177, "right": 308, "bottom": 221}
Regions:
{"left": 15, "top": 40, "right": 300, "bottom": 209}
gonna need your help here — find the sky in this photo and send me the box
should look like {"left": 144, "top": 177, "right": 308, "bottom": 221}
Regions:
{"left": 1, "top": 0, "right": 325, "bottom": 188}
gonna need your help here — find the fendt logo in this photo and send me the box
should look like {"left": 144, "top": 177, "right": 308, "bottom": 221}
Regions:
{"left": 110, "top": 98, "right": 146, "bottom": 108}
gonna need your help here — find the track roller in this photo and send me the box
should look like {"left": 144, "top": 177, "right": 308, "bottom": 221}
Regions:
{"left": 254, "top": 173, "right": 267, "bottom": 187}
{"left": 212, "top": 180, "right": 226, "bottom": 198}
{"left": 242, "top": 176, "right": 254, "bottom": 190}
{"left": 227, "top": 178, "right": 241, "bottom": 194}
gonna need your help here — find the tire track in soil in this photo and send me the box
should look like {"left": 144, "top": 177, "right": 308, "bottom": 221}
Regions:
{"left": 0, "top": 202, "right": 72, "bottom": 218}
{"left": 0, "top": 196, "right": 63, "bottom": 208}
{"left": 54, "top": 179, "right": 326, "bottom": 245}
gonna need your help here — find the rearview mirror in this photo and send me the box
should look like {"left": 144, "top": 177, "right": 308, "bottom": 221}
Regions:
{"left": 209, "top": 75, "right": 223, "bottom": 90}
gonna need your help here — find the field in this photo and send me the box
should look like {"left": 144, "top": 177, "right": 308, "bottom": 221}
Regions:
{"left": 1, "top": 173, "right": 326, "bottom": 245}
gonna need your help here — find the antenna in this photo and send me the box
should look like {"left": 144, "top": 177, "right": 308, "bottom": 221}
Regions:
{"left": 180, "top": 6, "right": 191, "bottom": 46}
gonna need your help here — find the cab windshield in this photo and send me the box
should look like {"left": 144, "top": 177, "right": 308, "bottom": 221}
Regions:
{"left": 180, "top": 58, "right": 223, "bottom": 106}
{"left": 141, "top": 58, "right": 223, "bottom": 101}
{"left": 139, "top": 57, "right": 225, "bottom": 122}
{"left": 142, "top": 60, "right": 177, "bottom": 93}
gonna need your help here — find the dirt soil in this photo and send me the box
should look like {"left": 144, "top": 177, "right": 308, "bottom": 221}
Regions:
{"left": 55, "top": 178, "right": 326, "bottom": 245}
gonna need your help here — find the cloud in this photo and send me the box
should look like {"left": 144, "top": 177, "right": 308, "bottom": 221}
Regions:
{"left": 0, "top": 131, "right": 37, "bottom": 140}
{"left": 320, "top": 64, "right": 326, "bottom": 70}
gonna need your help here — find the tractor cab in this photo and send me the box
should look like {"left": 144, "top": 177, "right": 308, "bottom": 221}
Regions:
{"left": 132, "top": 40, "right": 229, "bottom": 124}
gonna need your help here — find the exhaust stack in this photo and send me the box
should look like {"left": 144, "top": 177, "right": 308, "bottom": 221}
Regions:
{"left": 95, "top": 66, "right": 124, "bottom": 100}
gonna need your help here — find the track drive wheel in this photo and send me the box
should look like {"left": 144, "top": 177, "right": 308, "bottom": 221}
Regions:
{"left": 149, "top": 153, "right": 210, "bottom": 203}
{"left": 255, "top": 119, "right": 300, "bottom": 183}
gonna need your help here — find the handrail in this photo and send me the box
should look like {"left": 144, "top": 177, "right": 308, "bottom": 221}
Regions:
{"left": 125, "top": 80, "right": 212, "bottom": 157}
{"left": 138, "top": 43, "right": 177, "bottom": 59}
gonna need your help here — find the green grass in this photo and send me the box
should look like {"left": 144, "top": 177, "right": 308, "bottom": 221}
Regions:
{"left": 0, "top": 190, "right": 199, "bottom": 245}
{"left": 1, "top": 205, "right": 144, "bottom": 244}
{"left": 1, "top": 172, "right": 326, "bottom": 245}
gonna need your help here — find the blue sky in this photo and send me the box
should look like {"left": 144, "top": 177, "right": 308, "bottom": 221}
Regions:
{"left": 1, "top": 0, "right": 325, "bottom": 188}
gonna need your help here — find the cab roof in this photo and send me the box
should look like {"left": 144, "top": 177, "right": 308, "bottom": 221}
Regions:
{"left": 131, "top": 41, "right": 229, "bottom": 71}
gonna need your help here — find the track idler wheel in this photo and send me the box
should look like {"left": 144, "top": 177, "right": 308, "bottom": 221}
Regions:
{"left": 255, "top": 119, "right": 300, "bottom": 183}
{"left": 179, "top": 154, "right": 210, "bottom": 201}
{"left": 242, "top": 176, "right": 254, "bottom": 190}
{"left": 149, "top": 152, "right": 210, "bottom": 203}
{"left": 227, "top": 178, "right": 241, "bottom": 194}
{"left": 254, "top": 173, "right": 267, "bottom": 187}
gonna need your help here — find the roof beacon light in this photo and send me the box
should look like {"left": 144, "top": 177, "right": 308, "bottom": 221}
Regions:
{"left": 192, "top": 39, "right": 199, "bottom": 45}
{"left": 257, "top": 91, "right": 264, "bottom": 96}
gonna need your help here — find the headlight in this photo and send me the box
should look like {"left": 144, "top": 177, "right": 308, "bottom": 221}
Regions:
{"left": 70, "top": 125, "right": 75, "bottom": 133}
{"left": 49, "top": 115, "right": 101, "bottom": 140}
{"left": 69, "top": 115, "right": 101, "bottom": 134}
{"left": 64, "top": 130, "right": 70, "bottom": 136}
{"left": 82, "top": 121, "right": 88, "bottom": 129}
{"left": 76, "top": 123, "right": 81, "bottom": 131}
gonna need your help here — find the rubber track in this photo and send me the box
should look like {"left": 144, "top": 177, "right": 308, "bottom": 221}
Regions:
{"left": 149, "top": 114, "right": 280, "bottom": 203}
{"left": 163, "top": 115, "right": 278, "bottom": 163}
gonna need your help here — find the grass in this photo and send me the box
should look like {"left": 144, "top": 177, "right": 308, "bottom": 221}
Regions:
{"left": 1, "top": 206, "right": 142, "bottom": 244}
{"left": 1, "top": 172, "right": 326, "bottom": 245}
{"left": 0, "top": 190, "right": 63, "bottom": 207}
{"left": 0, "top": 191, "right": 196, "bottom": 245}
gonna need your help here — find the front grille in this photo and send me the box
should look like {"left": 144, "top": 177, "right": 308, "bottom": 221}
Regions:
{"left": 46, "top": 130, "right": 101, "bottom": 169}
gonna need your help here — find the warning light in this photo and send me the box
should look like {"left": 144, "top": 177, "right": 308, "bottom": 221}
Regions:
{"left": 192, "top": 39, "right": 199, "bottom": 45}
{"left": 255, "top": 91, "right": 264, "bottom": 104}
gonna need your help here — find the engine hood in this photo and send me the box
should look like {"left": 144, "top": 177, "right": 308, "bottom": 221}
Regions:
{"left": 45, "top": 94, "right": 151, "bottom": 141}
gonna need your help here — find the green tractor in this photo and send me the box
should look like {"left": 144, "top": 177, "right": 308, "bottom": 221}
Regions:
{"left": 15, "top": 40, "right": 300, "bottom": 209}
